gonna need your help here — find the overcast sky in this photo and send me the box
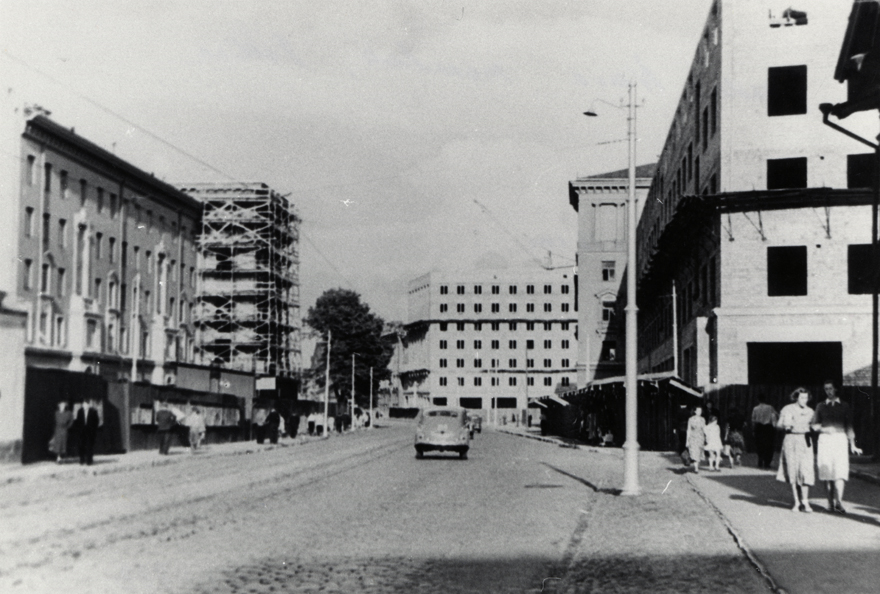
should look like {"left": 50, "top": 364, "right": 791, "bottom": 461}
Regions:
{"left": 1, "top": 0, "right": 713, "bottom": 323}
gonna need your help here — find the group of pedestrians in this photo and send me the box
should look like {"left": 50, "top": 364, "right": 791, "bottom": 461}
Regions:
{"left": 49, "top": 398, "right": 101, "bottom": 465}
{"left": 683, "top": 402, "right": 744, "bottom": 474}
{"left": 775, "top": 380, "right": 862, "bottom": 514}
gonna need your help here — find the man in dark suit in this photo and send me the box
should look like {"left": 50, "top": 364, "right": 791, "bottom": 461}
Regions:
{"left": 76, "top": 398, "right": 101, "bottom": 465}
{"left": 155, "top": 400, "right": 177, "bottom": 455}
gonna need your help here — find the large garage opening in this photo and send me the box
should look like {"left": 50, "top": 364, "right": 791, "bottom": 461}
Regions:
{"left": 459, "top": 397, "right": 483, "bottom": 409}
{"left": 747, "top": 342, "right": 842, "bottom": 385}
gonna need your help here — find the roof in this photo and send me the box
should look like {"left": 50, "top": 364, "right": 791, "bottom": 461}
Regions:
{"left": 579, "top": 163, "right": 657, "bottom": 181}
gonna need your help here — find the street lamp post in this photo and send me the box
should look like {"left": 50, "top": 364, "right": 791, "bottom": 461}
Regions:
{"left": 324, "top": 330, "right": 331, "bottom": 435}
{"left": 585, "top": 82, "right": 641, "bottom": 495}
{"left": 351, "top": 353, "right": 356, "bottom": 431}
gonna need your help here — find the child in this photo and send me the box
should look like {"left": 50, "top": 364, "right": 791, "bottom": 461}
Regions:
{"left": 685, "top": 406, "right": 706, "bottom": 474}
{"left": 704, "top": 415, "right": 723, "bottom": 471}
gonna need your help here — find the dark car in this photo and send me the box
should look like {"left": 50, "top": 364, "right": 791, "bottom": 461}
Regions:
{"left": 415, "top": 406, "right": 471, "bottom": 459}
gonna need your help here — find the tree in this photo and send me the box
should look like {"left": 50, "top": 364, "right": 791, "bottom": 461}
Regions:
{"left": 305, "top": 289, "right": 392, "bottom": 408}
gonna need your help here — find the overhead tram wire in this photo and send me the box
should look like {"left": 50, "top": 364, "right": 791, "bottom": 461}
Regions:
{"left": 2, "top": 49, "right": 359, "bottom": 294}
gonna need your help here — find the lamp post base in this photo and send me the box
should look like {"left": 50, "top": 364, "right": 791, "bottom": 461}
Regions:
{"left": 621, "top": 439, "right": 641, "bottom": 496}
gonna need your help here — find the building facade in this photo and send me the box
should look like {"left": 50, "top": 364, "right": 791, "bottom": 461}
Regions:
{"left": 181, "top": 183, "right": 302, "bottom": 380}
{"left": 398, "top": 269, "right": 577, "bottom": 423}
{"left": 568, "top": 164, "right": 654, "bottom": 387}
{"left": 17, "top": 116, "right": 201, "bottom": 385}
{"left": 630, "top": 0, "right": 877, "bottom": 391}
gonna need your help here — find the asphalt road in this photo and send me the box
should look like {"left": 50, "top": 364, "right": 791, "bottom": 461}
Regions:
{"left": 0, "top": 425, "right": 598, "bottom": 594}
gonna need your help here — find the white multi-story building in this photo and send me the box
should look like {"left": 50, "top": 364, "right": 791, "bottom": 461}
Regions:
{"left": 397, "top": 269, "right": 577, "bottom": 424}
{"left": 631, "top": 0, "right": 877, "bottom": 391}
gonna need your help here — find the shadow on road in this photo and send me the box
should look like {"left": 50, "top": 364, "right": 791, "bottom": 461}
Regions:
{"left": 541, "top": 462, "right": 622, "bottom": 495}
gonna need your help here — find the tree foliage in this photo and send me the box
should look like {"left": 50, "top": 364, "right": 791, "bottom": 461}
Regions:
{"left": 305, "top": 288, "right": 392, "bottom": 406}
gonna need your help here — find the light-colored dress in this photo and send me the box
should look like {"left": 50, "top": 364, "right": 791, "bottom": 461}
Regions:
{"left": 776, "top": 403, "right": 815, "bottom": 486}
{"left": 704, "top": 423, "right": 722, "bottom": 453}
{"left": 686, "top": 415, "right": 706, "bottom": 463}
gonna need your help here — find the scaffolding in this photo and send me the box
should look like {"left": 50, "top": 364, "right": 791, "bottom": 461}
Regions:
{"left": 181, "top": 183, "right": 301, "bottom": 378}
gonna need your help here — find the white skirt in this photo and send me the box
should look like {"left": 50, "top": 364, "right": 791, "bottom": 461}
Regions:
{"left": 816, "top": 433, "right": 849, "bottom": 481}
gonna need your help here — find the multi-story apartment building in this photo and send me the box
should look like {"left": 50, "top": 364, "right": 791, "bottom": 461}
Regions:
{"left": 630, "top": 0, "right": 877, "bottom": 391}
{"left": 398, "top": 269, "right": 577, "bottom": 423}
{"left": 14, "top": 116, "right": 201, "bottom": 385}
{"left": 180, "top": 183, "right": 301, "bottom": 379}
{"left": 568, "top": 164, "right": 655, "bottom": 387}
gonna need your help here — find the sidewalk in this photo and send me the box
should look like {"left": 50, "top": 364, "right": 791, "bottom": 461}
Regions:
{"left": 499, "top": 425, "right": 880, "bottom": 594}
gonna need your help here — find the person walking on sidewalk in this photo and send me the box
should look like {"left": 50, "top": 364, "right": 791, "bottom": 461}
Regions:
{"left": 752, "top": 394, "right": 778, "bottom": 469}
{"left": 704, "top": 415, "right": 723, "bottom": 471}
{"left": 723, "top": 407, "right": 746, "bottom": 467}
{"left": 812, "top": 379, "right": 862, "bottom": 513}
{"left": 49, "top": 401, "right": 74, "bottom": 464}
{"left": 776, "top": 388, "right": 815, "bottom": 513}
{"left": 686, "top": 405, "right": 706, "bottom": 474}
{"left": 185, "top": 407, "right": 206, "bottom": 452}
{"left": 76, "top": 398, "right": 101, "bottom": 466}
{"left": 156, "top": 401, "right": 177, "bottom": 455}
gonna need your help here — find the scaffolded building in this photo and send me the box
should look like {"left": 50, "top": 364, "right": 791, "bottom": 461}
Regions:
{"left": 181, "top": 183, "right": 301, "bottom": 378}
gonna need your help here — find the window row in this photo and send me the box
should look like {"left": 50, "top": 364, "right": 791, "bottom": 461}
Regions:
{"left": 768, "top": 244, "right": 877, "bottom": 296}
{"left": 439, "top": 283, "right": 570, "bottom": 295}
{"left": 437, "top": 376, "right": 571, "bottom": 387}
{"left": 439, "top": 302, "right": 571, "bottom": 313}
{"left": 439, "top": 321, "right": 572, "bottom": 331}
{"left": 438, "top": 358, "right": 572, "bottom": 369}
{"left": 439, "top": 339, "right": 571, "bottom": 350}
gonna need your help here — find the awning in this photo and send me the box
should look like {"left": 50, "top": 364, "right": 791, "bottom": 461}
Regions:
{"left": 527, "top": 398, "right": 547, "bottom": 408}
{"left": 547, "top": 394, "right": 570, "bottom": 407}
{"left": 668, "top": 378, "right": 703, "bottom": 398}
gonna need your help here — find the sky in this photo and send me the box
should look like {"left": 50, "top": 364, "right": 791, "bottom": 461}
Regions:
{"left": 0, "top": 0, "right": 714, "bottom": 325}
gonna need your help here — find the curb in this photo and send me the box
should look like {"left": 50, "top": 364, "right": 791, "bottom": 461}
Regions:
{"left": 851, "top": 469, "right": 880, "bottom": 487}
{"left": 494, "top": 427, "right": 618, "bottom": 455}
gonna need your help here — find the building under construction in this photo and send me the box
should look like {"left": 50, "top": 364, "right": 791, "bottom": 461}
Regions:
{"left": 181, "top": 183, "right": 301, "bottom": 379}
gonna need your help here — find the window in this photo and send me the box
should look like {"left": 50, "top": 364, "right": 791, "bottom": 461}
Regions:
{"left": 509, "top": 285, "right": 517, "bottom": 294}
{"left": 601, "top": 341, "right": 617, "bottom": 361}
{"left": 710, "top": 88, "right": 717, "bottom": 135}
{"left": 79, "top": 179, "right": 87, "bottom": 207}
{"left": 509, "top": 303, "right": 517, "bottom": 313}
{"left": 440, "top": 304, "right": 448, "bottom": 312}
{"left": 94, "top": 278, "right": 102, "bottom": 303}
{"left": 543, "top": 359, "right": 552, "bottom": 368}
{"left": 543, "top": 303, "right": 552, "bottom": 312}
{"left": 526, "top": 322, "right": 535, "bottom": 331}
{"left": 562, "top": 359, "right": 570, "bottom": 367}
{"left": 24, "top": 207, "right": 34, "bottom": 237}
{"left": 544, "top": 322, "right": 552, "bottom": 331}
{"left": 57, "top": 268, "right": 66, "bottom": 297}
{"left": 848, "top": 154, "right": 875, "bottom": 189}
{"left": 491, "top": 377, "right": 500, "bottom": 386}
{"left": 602, "top": 300, "right": 616, "bottom": 322}
{"left": 491, "top": 340, "right": 500, "bottom": 349}
{"left": 526, "top": 339, "right": 534, "bottom": 349}
{"left": 543, "top": 339, "right": 552, "bottom": 349}
{"left": 456, "top": 340, "right": 465, "bottom": 349}
{"left": 86, "top": 319, "right": 97, "bottom": 349}
{"left": 440, "top": 322, "right": 447, "bottom": 331}
{"left": 474, "top": 340, "right": 482, "bottom": 349}
{"left": 60, "top": 170, "right": 68, "bottom": 199}
{"left": 508, "top": 340, "right": 517, "bottom": 349}
{"left": 456, "top": 285, "right": 465, "bottom": 295}
{"left": 456, "top": 359, "right": 464, "bottom": 368}
{"left": 561, "top": 377, "right": 570, "bottom": 387}
{"left": 474, "top": 285, "right": 482, "bottom": 294}
{"left": 439, "top": 359, "right": 448, "bottom": 368}
{"left": 509, "top": 322, "right": 517, "bottom": 331}
{"left": 768, "top": 65, "right": 807, "bottom": 116}
{"left": 474, "top": 377, "right": 482, "bottom": 387}
{"left": 439, "top": 340, "right": 448, "bottom": 349}
{"left": 27, "top": 155, "right": 36, "bottom": 185}
{"left": 561, "top": 322, "right": 570, "bottom": 330}
{"left": 508, "top": 377, "right": 517, "bottom": 387}
{"left": 767, "top": 246, "right": 807, "bottom": 296}
{"left": 527, "top": 377, "right": 535, "bottom": 386}
{"left": 44, "top": 163, "right": 52, "bottom": 196}
{"left": 491, "top": 285, "right": 500, "bottom": 294}
{"left": 456, "top": 322, "right": 465, "bottom": 331}
{"left": 767, "top": 157, "right": 807, "bottom": 189}
{"left": 95, "top": 233, "right": 103, "bottom": 259}
{"left": 474, "top": 303, "right": 483, "bottom": 313}
{"left": 508, "top": 358, "right": 517, "bottom": 368}
{"left": 562, "top": 340, "right": 570, "bottom": 349}
{"left": 543, "top": 284, "right": 552, "bottom": 294}
{"left": 491, "top": 358, "right": 499, "bottom": 368}
{"left": 527, "top": 359, "right": 534, "bottom": 368}
{"left": 474, "top": 359, "right": 483, "bottom": 368}
{"left": 58, "top": 219, "right": 67, "bottom": 248}
{"left": 526, "top": 285, "right": 535, "bottom": 294}
{"left": 440, "top": 285, "right": 448, "bottom": 294}
{"left": 41, "top": 263, "right": 50, "bottom": 293}
{"left": 561, "top": 284, "right": 570, "bottom": 294}
{"left": 146, "top": 251, "right": 153, "bottom": 273}
{"left": 561, "top": 303, "right": 570, "bottom": 312}
{"left": 110, "top": 194, "right": 118, "bottom": 218}
{"left": 544, "top": 377, "right": 552, "bottom": 386}
{"left": 702, "top": 106, "right": 709, "bottom": 151}
{"left": 42, "top": 214, "right": 50, "bottom": 249}
{"left": 97, "top": 188, "right": 104, "bottom": 213}
{"left": 526, "top": 303, "right": 535, "bottom": 312}
{"left": 491, "top": 303, "right": 500, "bottom": 313}
{"left": 491, "top": 322, "right": 500, "bottom": 331}
{"left": 439, "top": 377, "right": 448, "bottom": 386}
{"left": 848, "top": 244, "right": 877, "bottom": 294}
{"left": 456, "top": 303, "right": 465, "bottom": 313}
{"left": 109, "top": 237, "right": 116, "bottom": 263}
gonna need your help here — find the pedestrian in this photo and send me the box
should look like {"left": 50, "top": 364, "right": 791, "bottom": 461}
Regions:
{"left": 307, "top": 412, "right": 316, "bottom": 436}
{"left": 776, "top": 388, "right": 815, "bottom": 513}
{"left": 675, "top": 404, "right": 691, "bottom": 460}
{"left": 751, "top": 394, "right": 778, "bottom": 469}
{"left": 723, "top": 407, "right": 746, "bottom": 467}
{"left": 812, "top": 379, "right": 862, "bottom": 513}
{"left": 265, "top": 405, "right": 281, "bottom": 444}
{"left": 686, "top": 405, "right": 706, "bottom": 474}
{"left": 185, "top": 407, "right": 206, "bottom": 452}
{"left": 49, "top": 401, "right": 74, "bottom": 464}
{"left": 76, "top": 398, "right": 101, "bottom": 466}
{"left": 155, "top": 400, "right": 177, "bottom": 455}
{"left": 704, "top": 415, "right": 723, "bottom": 471}
{"left": 289, "top": 412, "right": 301, "bottom": 438}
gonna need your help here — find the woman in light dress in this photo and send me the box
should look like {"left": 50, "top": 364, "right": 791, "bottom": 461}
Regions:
{"left": 704, "top": 415, "right": 723, "bottom": 471}
{"left": 685, "top": 406, "right": 706, "bottom": 474}
{"left": 776, "top": 388, "right": 815, "bottom": 513}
